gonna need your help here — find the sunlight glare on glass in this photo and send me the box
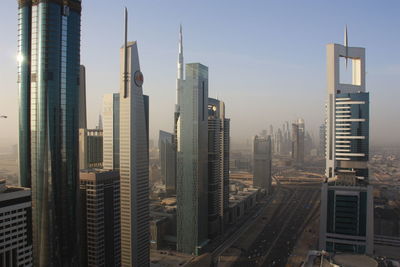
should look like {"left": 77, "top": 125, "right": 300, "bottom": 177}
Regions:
{"left": 17, "top": 53, "right": 24, "bottom": 63}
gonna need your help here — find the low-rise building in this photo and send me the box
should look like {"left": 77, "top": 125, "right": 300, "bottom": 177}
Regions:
{"left": 0, "top": 179, "right": 32, "bottom": 266}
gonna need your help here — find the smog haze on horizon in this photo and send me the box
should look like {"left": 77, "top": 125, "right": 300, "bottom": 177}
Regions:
{"left": 0, "top": 0, "right": 399, "bottom": 148}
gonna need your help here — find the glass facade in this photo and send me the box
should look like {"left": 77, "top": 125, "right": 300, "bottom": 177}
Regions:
{"left": 18, "top": 4, "right": 32, "bottom": 188}
{"left": 159, "top": 130, "right": 176, "bottom": 195}
{"left": 17, "top": 1, "right": 81, "bottom": 266}
{"left": 177, "top": 63, "right": 209, "bottom": 255}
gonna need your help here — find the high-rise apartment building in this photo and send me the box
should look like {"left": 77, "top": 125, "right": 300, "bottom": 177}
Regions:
{"left": 159, "top": 130, "right": 176, "bottom": 195}
{"left": 207, "top": 98, "right": 230, "bottom": 237}
{"left": 0, "top": 179, "right": 32, "bottom": 267}
{"left": 79, "top": 128, "right": 103, "bottom": 169}
{"left": 292, "top": 118, "right": 305, "bottom": 167}
{"left": 319, "top": 31, "right": 373, "bottom": 254}
{"left": 119, "top": 9, "right": 150, "bottom": 266}
{"left": 17, "top": 0, "right": 81, "bottom": 265}
{"left": 253, "top": 135, "right": 272, "bottom": 194}
{"left": 80, "top": 170, "right": 120, "bottom": 267}
{"left": 79, "top": 65, "right": 87, "bottom": 129}
{"left": 103, "top": 93, "right": 120, "bottom": 171}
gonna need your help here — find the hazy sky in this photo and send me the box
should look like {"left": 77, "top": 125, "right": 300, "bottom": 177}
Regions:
{"left": 0, "top": 0, "right": 399, "bottom": 148}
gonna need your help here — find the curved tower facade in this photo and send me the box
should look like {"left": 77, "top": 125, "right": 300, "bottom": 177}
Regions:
{"left": 17, "top": 0, "right": 82, "bottom": 265}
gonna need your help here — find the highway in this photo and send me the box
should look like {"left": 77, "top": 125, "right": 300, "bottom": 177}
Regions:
{"left": 231, "top": 184, "right": 320, "bottom": 267}
{"left": 211, "top": 167, "right": 322, "bottom": 267}
{"left": 210, "top": 176, "right": 281, "bottom": 262}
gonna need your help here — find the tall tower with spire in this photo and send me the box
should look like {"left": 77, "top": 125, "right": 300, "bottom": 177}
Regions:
{"left": 173, "top": 25, "right": 183, "bottom": 195}
{"left": 175, "top": 26, "right": 210, "bottom": 255}
{"left": 319, "top": 27, "right": 373, "bottom": 255}
{"left": 119, "top": 8, "right": 150, "bottom": 266}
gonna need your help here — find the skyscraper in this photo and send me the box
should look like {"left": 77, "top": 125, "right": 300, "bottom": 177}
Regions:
{"left": 159, "top": 130, "right": 176, "bottom": 195}
{"left": 17, "top": 0, "right": 81, "bottom": 265}
{"left": 319, "top": 30, "right": 373, "bottom": 254}
{"left": 0, "top": 179, "right": 32, "bottom": 266}
{"left": 207, "top": 98, "right": 230, "bottom": 237}
{"left": 253, "top": 135, "right": 272, "bottom": 194}
{"left": 80, "top": 169, "right": 120, "bottom": 267}
{"left": 175, "top": 27, "right": 209, "bottom": 255}
{"left": 119, "top": 9, "right": 149, "bottom": 266}
{"left": 79, "top": 65, "right": 87, "bottom": 129}
{"left": 319, "top": 123, "right": 326, "bottom": 157}
{"left": 79, "top": 128, "right": 103, "bottom": 169}
{"left": 176, "top": 62, "right": 209, "bottom": 255}
{"left": 292, "top": 118, "right": 305, "bottom": 167}
{"left": 103, "top": 93, "right": 120, "bottom": 171}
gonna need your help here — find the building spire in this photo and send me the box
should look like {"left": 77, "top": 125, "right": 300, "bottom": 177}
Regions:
{"left": 178, "top": 24, "right": 184, "bottom": 80}
{"left": 123, "top": 7, "right": 128, "bottom": 97}
{"left": 344, "top": 25, "right": 349, "bottom": 68}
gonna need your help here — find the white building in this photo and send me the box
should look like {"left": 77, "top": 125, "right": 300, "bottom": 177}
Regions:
{"left": 103, "top": 93, "right": 120, "bottom": 171}
{"left": 118, "top": 9, "right": 150, "bottom": 267}
{"left": 0, "top": 179, "right": 32, "bottom": 266}
{"left": 319, "top": 29, "right": 373, "bottom": 255}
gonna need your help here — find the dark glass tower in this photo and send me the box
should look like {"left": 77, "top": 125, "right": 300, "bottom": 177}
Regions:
{"left": 17, "top": 0, "right": 82, "bottom": 265}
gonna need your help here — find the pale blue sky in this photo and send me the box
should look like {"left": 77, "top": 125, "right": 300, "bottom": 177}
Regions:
{"left": 0, "top": 0, "right": 399, "bottom": 148}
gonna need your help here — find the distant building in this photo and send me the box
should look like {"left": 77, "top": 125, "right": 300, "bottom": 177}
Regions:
{"left": 319, "top": 123, "right": 326, "bottom": 157}
{"left": 159, "top": 130, "right": 176, "bottom": 195}
{"left": 103, "top": 93, "right": 120, "bottom": 171}
{"left": 0, "top": 179, "right": 32, "bottom": 266}
{"left": 292, "top": 118, "right": 305, "bottom": 166}
{"left": 97, "top": 114, "right": 103, "bottom": 130}
{"left": 80, "top": 170, "right": 120, "bottom": 267}
{"left": 79, "top": 129, "right": 103, "bottom": 169}
{"left": 207, "top": 98, "right": 230, "bottom": 237}
{"left": 253, "top": 135, "right": 272, "bottom": 194}
{"left": 319, "top": 34, "right": 373, "bottom": 254}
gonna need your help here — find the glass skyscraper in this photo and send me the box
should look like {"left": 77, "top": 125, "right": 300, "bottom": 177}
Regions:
{"left": 17, "top": 0, "right": 82, "bottom": 265}
{"left": 253, "top": 135, "right": 272, "bottom": 193}
{"left": 176, "top": 63, "right": 209, "bottom": 255}
{"left": 291, "top": 118, "right": 305, "bottom": 167}
{"left": 159, "top": 130, "right": 176, "bottom": 195}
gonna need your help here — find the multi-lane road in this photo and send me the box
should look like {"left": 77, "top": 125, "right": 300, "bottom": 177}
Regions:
{"left": 214, "top": 174, "right": 321, "bottom": 267}
{"left": 232, "top": 185, "right": 320, "bottom": 267}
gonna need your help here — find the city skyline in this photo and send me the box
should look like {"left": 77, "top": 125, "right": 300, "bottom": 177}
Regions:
{"left": 1, "top": 1, "right": 400, "bottom": 148}
{"left": 1, "top": 2, "right": 400, "bottom": 266}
